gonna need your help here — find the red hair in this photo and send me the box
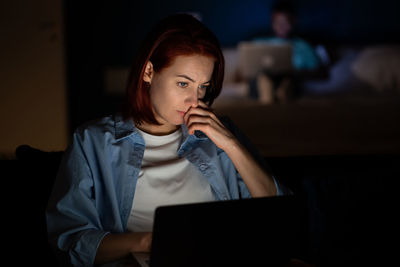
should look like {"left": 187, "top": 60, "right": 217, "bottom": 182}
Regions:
{"left": 123, "top": 14, "right": 225, "bottom": 126}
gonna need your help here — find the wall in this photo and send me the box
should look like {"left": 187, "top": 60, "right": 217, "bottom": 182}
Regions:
{"left": 0, "top": 0, "right": 68, "bottom": 158}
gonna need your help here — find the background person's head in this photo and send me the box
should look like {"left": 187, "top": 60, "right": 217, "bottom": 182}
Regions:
{"left": 271, "top": 1, "right": 296, "bottom": 39}
{"left": 124, "top": 13, "right": 225, "bottom": 126}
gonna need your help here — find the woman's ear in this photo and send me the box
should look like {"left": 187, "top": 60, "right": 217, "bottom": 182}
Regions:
{"left": 143, "top": 61, "right": 154, "bottom": 83}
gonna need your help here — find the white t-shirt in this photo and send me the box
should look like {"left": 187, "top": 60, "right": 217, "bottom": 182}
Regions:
{"left": 126, "top": 128, "right": 215, "bottom": 232}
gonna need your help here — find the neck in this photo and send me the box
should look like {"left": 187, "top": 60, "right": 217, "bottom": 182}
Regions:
{"left": 136, "top": 122, "right": 179, "bottom": 136}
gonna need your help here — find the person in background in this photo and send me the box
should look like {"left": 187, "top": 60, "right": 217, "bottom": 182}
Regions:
{"left": 46, "top": 13, "right": 286, "bottom": 266}
{"left": 254, "top": 0, "right": 325, "bottom": 103}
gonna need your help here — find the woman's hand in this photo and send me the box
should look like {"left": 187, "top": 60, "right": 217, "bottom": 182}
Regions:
{"left": 184, "top": 101, "right": 238, "bottom": 151}
{"left": 95, "top": 232, "right": 152, "bottom": 264}
{"left": 184, "top": 101, "right": 277, "bottom": 197}
{"left": 132, "top": 232, "right": 152, "bottom": 252}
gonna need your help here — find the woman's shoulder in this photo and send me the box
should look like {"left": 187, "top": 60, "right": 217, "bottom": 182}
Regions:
{"left": 73, "top": 114, "right": 135, "bottom": 142}
{"left": 74, "top": 115, "right": 114, "bottom": 135}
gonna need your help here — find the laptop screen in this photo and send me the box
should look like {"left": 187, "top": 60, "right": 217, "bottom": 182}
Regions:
{"left": 149, "top": 195, "right": 308, "bottom": 267}
{"left": 238, "top": 41, "right": 293, "bottom": 80}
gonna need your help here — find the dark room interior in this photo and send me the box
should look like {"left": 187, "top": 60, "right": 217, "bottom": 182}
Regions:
{"left": 1, "top": 0, "right": 399, "bottom": 266}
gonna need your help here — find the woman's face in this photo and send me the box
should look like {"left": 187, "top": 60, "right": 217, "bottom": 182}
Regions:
{"left": 143, "top": 54, "right": 215, "bottom": 134}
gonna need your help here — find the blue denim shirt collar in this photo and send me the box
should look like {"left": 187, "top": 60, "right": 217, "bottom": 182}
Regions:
{"left": 113, "top": 115, "right": 208, "bottom": 151}
{"left": 114, "top": 115, "right": 138, "bottom": 140}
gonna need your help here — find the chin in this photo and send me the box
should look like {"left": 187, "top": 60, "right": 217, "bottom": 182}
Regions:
{"left": 165, "top": 117, "right": 183, "bottom": 127}
{"left": 173, "top": 116, "right": 185, "bottom": 125}
{"left": 174, "top": 119, "right": 184, "bottom": 126}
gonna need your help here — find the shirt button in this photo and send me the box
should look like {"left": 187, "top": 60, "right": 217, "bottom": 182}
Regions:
{"left": 199, "top": 163, "right": 207, "bottom": 171}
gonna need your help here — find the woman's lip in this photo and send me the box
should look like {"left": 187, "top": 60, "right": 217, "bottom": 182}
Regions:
{"left": 178, "top": 111, "right": 185, "bottom": 116}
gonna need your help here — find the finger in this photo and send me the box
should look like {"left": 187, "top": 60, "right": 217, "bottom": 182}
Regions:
{"left": 187, "top": 116, "right": 237, "bottom": 150}
{"left": 197, "top": 100, "right": 210, "bottom": 109}
{"left": 185, "top": 101, "right": 216, "bottom": 117}
{"left": 187, "top": 122, "right": 213, "bottom": 136}
{"left": 184, "top": 105, "right": 212, "bottom": 124}
{"left": 187, "top": 115, "right": 229, "bottom": 139}
{"left": 195, "top": 101, "right": 225, "bottom": 128}
{"left": 185, "top": 110, "right": 220, "bottom": 128}
{"left": 197, "top": 101, "right": 216, "bottom": 114}
{"left": 186, "top": 114, "right": 214, "bottom": 130}
{"left": 186, "top": 110, "right": 225, "bottom": 131}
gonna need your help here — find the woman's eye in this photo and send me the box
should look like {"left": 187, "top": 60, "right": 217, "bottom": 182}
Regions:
{"left": 199, "top": 84, "right": 209, "bottom": 90}
{"left": 177, "top": 82, "right": 188, "bottom": 88}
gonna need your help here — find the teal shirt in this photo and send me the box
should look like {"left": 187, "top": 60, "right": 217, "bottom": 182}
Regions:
{"left": 46, "top": 115, "right": 285, "bottom": 266}
{"left": 254, "top": 36, "right": 320, "bottom": 70}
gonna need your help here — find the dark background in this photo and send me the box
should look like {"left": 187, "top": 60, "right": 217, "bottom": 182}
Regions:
{"left": 2, "top": 1, "right": 399, "bottom": 265}
{"left": 64, "top": 0, "right": 400, "bottom": 133}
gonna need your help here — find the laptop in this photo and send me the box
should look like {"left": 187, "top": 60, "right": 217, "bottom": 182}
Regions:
{"left": 238, "top": 41, "right": 293, "bottom": 80}
{"left": 132, "top": 195, "right": 308, "bottom": 267}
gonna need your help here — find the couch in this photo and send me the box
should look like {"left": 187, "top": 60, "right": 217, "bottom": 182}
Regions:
{"left": 218, "top": 43, "right": 400, "bottom": 102}
{"left": 2, "top": 145, "right": 62, "bottom": 266}
{"left": 212, "top": 43, "right": 400, "bottom": 158}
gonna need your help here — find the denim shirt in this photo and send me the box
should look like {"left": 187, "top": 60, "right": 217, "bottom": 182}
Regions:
{"left": 46, "top": 115, "right": 284, "bottom": 266}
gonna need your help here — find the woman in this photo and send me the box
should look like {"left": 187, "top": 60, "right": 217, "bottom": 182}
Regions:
{"left": 46, "top": 14, "right": 284, "bottom": 266}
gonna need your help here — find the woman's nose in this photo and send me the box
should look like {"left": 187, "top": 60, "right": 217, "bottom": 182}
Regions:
{"left": 185, "top": 89, "right": 199, "bottom": 107}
